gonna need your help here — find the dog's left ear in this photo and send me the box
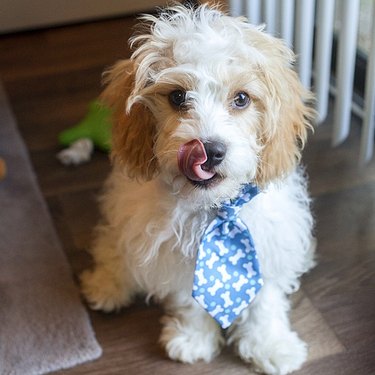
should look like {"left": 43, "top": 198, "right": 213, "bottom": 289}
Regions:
{"left": 101, "top": 59, "right": 158, "bottom": 180}
{"left": 253, "top": 36, "right": 314, "bottom": 186}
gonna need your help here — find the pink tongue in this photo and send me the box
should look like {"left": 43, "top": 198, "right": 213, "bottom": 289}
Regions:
{"left": 178, "top": 139, "right": 216, "bottom": 181}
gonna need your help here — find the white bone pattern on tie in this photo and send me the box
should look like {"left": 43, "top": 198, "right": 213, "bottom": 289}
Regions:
{"left": 192, "top": 184, "right": 263, "bottom": 329}
{"left": 207, "top": 279, "right": 224, "bottom": 296}
{"left": 214, "top": 240, "right": 229, "bottom": 256}
{"left": 195, "top": 268, "right": 208, "bottom": 286}
{"left": 206, "top": 252, "right": 220, "bottom": 269}
{"left": 217, "top": 264, "right": 231, "bottom": 282}
{"left": 220, "top": 291, "right": 234, "bottom": 307}
{"left": 229, "top": 248, "right": 246, "bottom": 265}
{"left": 232, "top": 274, "right": 248, "bottom": 291}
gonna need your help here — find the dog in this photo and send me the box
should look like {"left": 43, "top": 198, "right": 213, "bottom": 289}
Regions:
{"left": 81, "top": 4, "right": 316, "bottom": 374}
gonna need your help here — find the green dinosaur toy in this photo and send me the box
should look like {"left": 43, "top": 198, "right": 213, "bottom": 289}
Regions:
{"left": 59, "top": 100, "right": 112, "bottom": 152}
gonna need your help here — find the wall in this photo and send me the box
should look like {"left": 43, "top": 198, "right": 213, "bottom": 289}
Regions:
{"left": 0, "top": 0, "right": 167, "bottom": 34}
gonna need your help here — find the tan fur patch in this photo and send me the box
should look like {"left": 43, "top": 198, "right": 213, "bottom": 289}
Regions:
{"left": 101, "top": 60, "right": 158, "bottom": 180}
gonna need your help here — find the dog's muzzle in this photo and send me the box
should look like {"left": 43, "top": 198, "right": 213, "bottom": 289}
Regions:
{"left": 177, "top": 139, "right": 226, "bottom": 185}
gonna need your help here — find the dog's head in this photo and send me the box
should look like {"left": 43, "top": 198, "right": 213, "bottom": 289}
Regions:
{"left": 102, "top": 5, "right": 314, "bottom": 207}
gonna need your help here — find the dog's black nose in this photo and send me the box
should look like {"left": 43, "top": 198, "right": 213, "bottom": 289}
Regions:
{"left": 203, "top": 141, "right": 227, "bottom": 170}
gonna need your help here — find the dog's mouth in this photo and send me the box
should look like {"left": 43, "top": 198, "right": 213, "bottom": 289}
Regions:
{"left": 189, "top": 173, "right": 223, "bottom": 188}
{"left": 177, "top": 139, "right": 223, "bottom": 188}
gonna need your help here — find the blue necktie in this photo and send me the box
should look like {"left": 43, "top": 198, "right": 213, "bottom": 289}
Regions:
{"left": 192, "top": 184, "right": 263, "bottom": 329}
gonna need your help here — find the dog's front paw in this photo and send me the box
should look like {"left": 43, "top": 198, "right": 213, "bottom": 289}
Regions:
{"left": 236, "top": 330, "right": 307, "bottom": 375}
{"left": 160, "top": 315, "right": 224, "bottom": 364}
{"left": 80, "top": 268, "right": 133, "bottom": 312}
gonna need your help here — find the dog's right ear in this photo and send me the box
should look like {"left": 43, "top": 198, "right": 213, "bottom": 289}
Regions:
{"left": 101, "top": 59, "right": 158, "bottom": 180}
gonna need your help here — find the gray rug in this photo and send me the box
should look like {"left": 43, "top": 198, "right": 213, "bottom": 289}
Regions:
{"left": 0, "top": 82, "right": 102, "bottom": 375}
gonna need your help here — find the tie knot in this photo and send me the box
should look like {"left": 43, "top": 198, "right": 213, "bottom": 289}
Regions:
{"left": 217, "top": 184, "right": 258, "bottom": 221}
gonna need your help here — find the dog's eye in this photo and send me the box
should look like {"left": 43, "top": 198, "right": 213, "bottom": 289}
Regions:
{"left": 232, "top": 92, "right": 250, "bottom": 109}
{"left": 169, "top": 90, "right": 187, "bottom": 109}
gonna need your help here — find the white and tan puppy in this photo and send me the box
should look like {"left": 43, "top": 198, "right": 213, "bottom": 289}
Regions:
{"left": 81, "top": 4, "right": 316, "bottom": 375}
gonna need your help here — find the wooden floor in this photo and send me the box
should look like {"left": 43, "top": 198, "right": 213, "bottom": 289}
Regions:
{"left": 1, "top": 13, "right": 375, "bottom": 375}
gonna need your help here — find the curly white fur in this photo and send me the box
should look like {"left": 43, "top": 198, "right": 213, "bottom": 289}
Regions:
{"left": 81, "top": 4, "right": 316, "bottom": 375}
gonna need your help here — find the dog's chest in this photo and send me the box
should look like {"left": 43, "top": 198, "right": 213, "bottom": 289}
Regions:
{"left": 130, "top": 208, "right": 210, "bottom": 296}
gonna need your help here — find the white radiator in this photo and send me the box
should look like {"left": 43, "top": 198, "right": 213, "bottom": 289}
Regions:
{"left": 228, "top": 0, "right": 375, "bottom": 163}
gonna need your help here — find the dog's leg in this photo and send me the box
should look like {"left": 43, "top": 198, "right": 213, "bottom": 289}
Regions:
{"left": 228, "top": 283, "right": 307, "bottom": 375}
{"left": 160, "top": 293, "right": 225, "bottom": 364}
{"left": 80, "top": 227, "right": 137, "bottom": 312}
